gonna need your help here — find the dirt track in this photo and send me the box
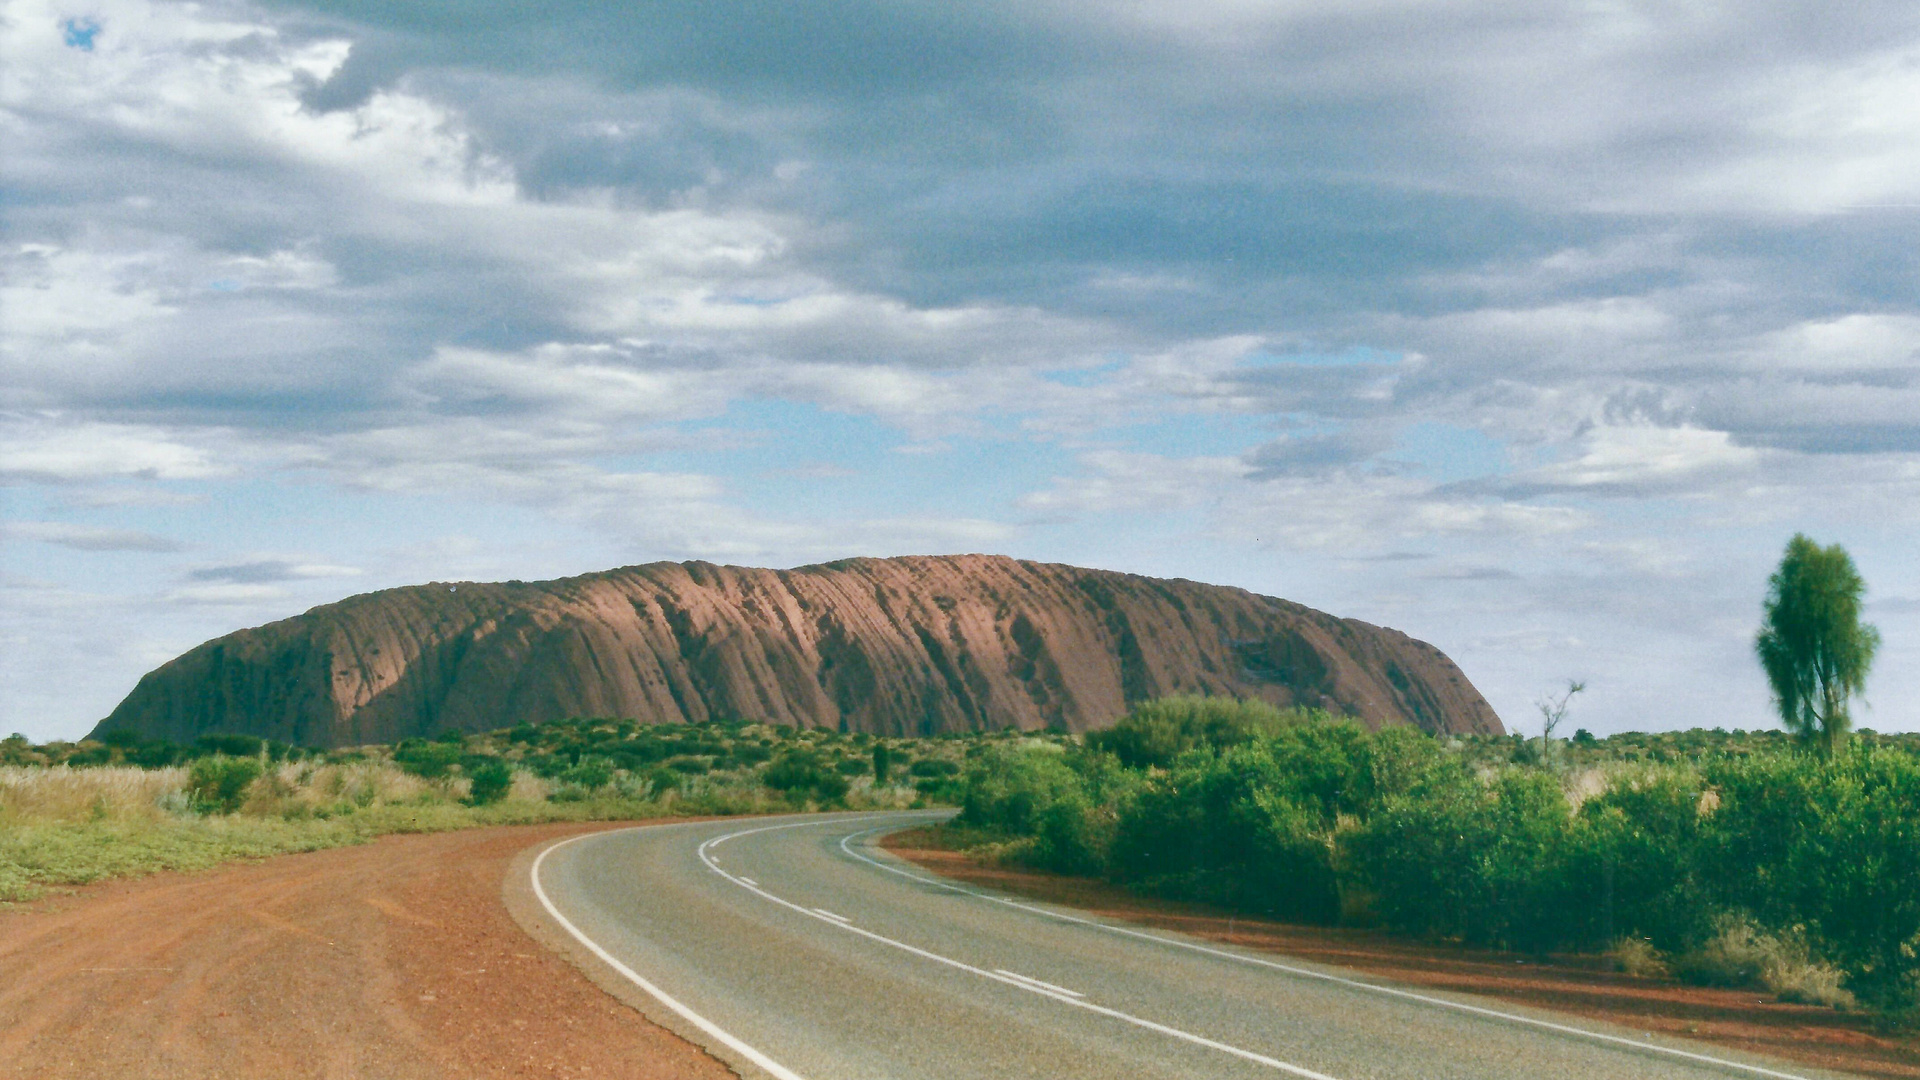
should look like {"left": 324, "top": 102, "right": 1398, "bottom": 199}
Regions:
{"left": 0, "top": 823, "right": 735, "bottom": 1080}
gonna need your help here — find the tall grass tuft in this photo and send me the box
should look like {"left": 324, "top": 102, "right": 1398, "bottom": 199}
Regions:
{"left": 0, "top": 765, "right": 187, "bottom": 825}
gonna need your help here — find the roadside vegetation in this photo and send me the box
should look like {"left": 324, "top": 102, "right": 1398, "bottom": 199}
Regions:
{"left": 0, "top": 718, "right": 981, "bottom": 903}
{"left": 942, "top": 694, "right": 1920, "bottom": 1018}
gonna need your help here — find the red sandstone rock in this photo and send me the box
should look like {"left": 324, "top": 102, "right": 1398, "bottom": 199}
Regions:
{"left": 91, "top": 555, "right": 1503, "bottom": 747}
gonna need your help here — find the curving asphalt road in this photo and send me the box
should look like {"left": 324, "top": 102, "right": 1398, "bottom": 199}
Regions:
{"left": 528, "top": 811, "right": 1851, "bottom": 1080}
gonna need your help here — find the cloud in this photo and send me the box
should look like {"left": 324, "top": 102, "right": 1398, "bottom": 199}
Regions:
{"left": 166, "top": 584, "right": 290, "bottom": 604}
{"left": 0, "top": 419, "right": 228, "bottom": 482}
{"left": 6, "top": 0, "right": 1920, "bottom": 737}
{"left": 0, "top": 521, "right": 182, "bottom": 552}
{"left": 183, "top": 560, "right": 363, "bottom": 584}
{"left": 1508, "top": 424, "right": 1762, "bottom": 495}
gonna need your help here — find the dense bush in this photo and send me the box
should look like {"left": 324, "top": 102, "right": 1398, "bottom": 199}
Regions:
{"left": 1085, "top": 695, "right": 1301, "bottom": 768}
{"left": 392, "top": 740, "right": 464, "bottom": 779}
{"left": 1709, "top": 750, "right": 1920, "bottom": 1007}
{"left": 762, "top": 750, "right": 851, "bottom": 804}
{"left": 186, "top": 756, "right": 263, "bottom": 813}
{"left": 465, "top": 760, "right": 514, "bottom": 805}
{"left": 949, "top": 695, "right": 1920, "bottom": 1012}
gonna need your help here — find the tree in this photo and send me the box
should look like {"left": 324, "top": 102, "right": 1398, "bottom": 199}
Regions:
{"left": 1756, "top": 534, "right": 1880, "bottom": 758}
{"left": 1534, "top": 680, "right": 1585, "bottom": 770}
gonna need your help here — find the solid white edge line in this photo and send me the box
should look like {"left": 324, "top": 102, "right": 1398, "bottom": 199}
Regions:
{"left": 699, "top": 817, "right": 1343, "bottom": 1080}
{"left": 811, "top": 907, "right": 852, "bottom": 923}
{"left": 530, "top": 830, "right": 809, "bottom": 1080}
{"left": 994, "top": 969, "right": 1085, "bottom": 998}
{"left": 838, "top": 824, "right": 1822, "bottom": 1080}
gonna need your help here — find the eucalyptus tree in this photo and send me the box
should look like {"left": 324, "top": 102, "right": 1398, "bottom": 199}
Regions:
{"left": 1756, "top": 534, "right": 1880, "bottom": 758}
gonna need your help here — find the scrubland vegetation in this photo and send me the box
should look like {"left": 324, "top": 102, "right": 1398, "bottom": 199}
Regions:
{"left": 947, "top": 696, "right": 1920, "bottom": 1017}
{"left": 0, "top": 719, "right": 971, "bottom": 903}
{"left": 12, "top": 689, "right": 1916, "bottom": 1022}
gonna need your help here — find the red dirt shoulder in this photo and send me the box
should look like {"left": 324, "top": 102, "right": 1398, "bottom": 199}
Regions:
{"left": 0, "top": 822, "right": 736, "bottom": 1080}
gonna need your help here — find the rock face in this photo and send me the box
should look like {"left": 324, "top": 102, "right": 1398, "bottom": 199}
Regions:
{"left": 92, "top": 555, "right": 1503, "bottom": 748}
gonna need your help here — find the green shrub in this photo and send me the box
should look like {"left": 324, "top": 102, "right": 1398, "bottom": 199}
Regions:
{"left": 563, "top": 758, "right": 613, "bottom": 790}
{"left": 186, "top": 756, "right": 264, "bottom": 813}
{"left": 192, "top": 734, "right": 263, "bottom": 758}
{"left": 1085, "top": 696, "right": 1301, "bottom": 769}
{"left": 393, "top": 740, "right": 463, "bottom": 779}
{"left": 1709, "top": 748, "right": 1920, "bottom": 1008}
{"left": 465, "top": 761, "right": 513, "bottom": 805}
{"left": 1108, "top": 745, "right": 1341, "bottom": 923}
{"left": 762, "top": 750, "right": 849, "bottom": 804}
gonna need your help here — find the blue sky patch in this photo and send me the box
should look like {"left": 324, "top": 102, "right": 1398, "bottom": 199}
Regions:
{"left": 61, "top": 17, "right": 100, "bottom": 50}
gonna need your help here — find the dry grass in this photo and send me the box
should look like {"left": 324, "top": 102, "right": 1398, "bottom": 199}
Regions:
{"left": 0, "top": 765, "right": 188, "bottom": 825}
{"left": 1, "top": 752, "right": 924, "bottom": 905}
{"left": 0, "top": 762, "right": 634, "bottom": 903}
{"left": 1675, "top": 916, "right": 1856, "bottom": 1010}
{"left": 1606, "top": 937, "right": 1671, "bottom": 978}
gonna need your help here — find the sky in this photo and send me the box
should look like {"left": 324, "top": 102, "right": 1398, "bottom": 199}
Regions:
{"left": 3, "top": 0, "right": 1917, "bottom": 743}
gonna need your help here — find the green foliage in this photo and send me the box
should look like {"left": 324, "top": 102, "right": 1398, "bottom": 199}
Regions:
{"left": 1084, "top": 695, "right": 1302, "bottom": 768}
{"left": 392, "top": 740, "right": 464, "bottom": 779}
{"left": 872, "top": 742, "right": 893, "bottom": 783}
{"left": 186, "top": 756, "right": 263, "bottom": 813}
{"left": 1756, "top": 534, "right": 1881, "bottom": 758}
{"left": 465, "top": 760, "right": 513, "bottom": 805}
{"left": 1109, "top": 744, "right": 1340, "bottom": 922}
{"left": 761, "top": 749, "right": 850, "bottom": 804}
{"left": 945, "top": 696, "right": 1920, "bottom": 1012}
{"left": 1709, "top": 748, "right": 1920, "bottom": 1007}
{"left": 193, "top": 734, "right": 263, "bottom": 758}
{"left": 562, "top": 758, "right": 613, "bottom": 790}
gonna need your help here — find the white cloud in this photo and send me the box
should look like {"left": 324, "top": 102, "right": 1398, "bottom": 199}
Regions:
{"left": 1756, "top": 313, "right": 1920, "bottom": 373}
{"left": 1519, "top": 424, "right": 1761, "bottom": 492}
{"left": 0, "top": 418, "right": 227, "bottom": 481}
{"left": 166, "top": 583, "right": 288, "bottom": 604}
{"left": 0, "top": 521, "right": 181, "bottom": 551}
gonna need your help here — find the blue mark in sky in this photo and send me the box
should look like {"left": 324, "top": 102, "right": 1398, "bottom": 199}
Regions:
{"left": 1241, "top": 346, "right": 1401, "bottom": 368}
{"left": 1039, "top": 358, "right": 1126, "bottom": 387}
{"left": 1390, "top": 421, "right": 1510, "bottom": 483}
{"left": 1116, "top": 411, "right": 1267, "bottom": 458}
{"left": 61, "top": 17, "right": 101, "bottom": 50}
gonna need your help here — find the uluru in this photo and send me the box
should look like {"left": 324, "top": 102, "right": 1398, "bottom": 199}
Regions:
{"left": 91, "top": 555, "right": 1504, "bottom": 748}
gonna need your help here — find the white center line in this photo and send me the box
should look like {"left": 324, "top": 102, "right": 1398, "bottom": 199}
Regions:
{"left": 994, "top": 969, "right": 1085, "bottom": 998}
{"left": 812, "top": 907, "right": 851, "bottom": 923}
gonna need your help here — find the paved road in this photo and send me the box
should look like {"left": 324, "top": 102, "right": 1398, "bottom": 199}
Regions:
{"left": 530, "top": 811, "right": 1850, "bottom": 1080}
